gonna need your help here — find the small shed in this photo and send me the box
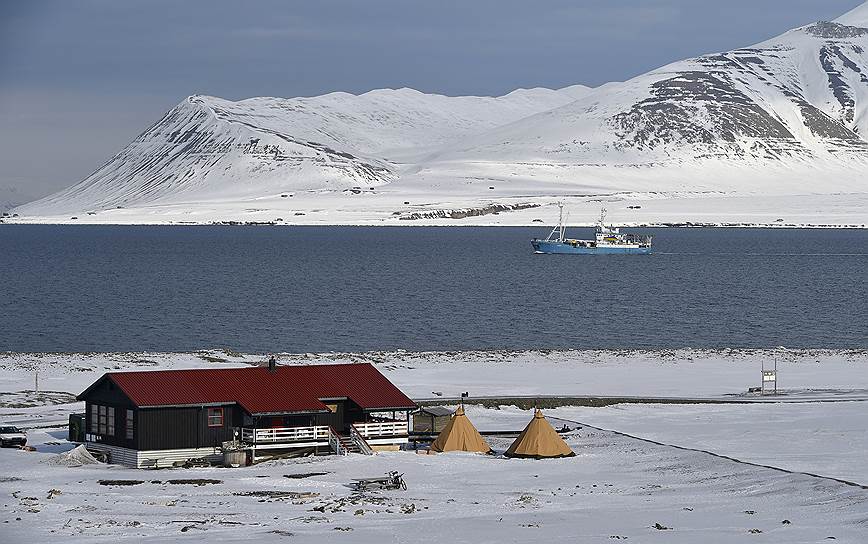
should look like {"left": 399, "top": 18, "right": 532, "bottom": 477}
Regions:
{"left": 68, "top": 413, "right": 86, "bottom": 442}
{"left": 413, "top": 406, "right": 454, "bottom": 433}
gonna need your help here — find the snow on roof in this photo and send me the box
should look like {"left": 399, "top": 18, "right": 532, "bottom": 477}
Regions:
{"left": 419, "top": 406, "right": 454, "bottom": 417}
{"left": 79, "top": 363, "right": 416, "bottom": 415}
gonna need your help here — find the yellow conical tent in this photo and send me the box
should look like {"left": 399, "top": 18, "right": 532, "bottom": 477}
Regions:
{"left": 505, "top": 409, "right": 575, "bottom": 459}
{"left": 429, "top": 406, "right": 492, "bottom": 453}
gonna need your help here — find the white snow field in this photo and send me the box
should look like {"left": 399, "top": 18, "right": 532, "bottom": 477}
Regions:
{"left": 2, "top": 349, "right": 868, "bottom": 542}
{"left": 8, "top": 3, "right": 868, "bottom": 227}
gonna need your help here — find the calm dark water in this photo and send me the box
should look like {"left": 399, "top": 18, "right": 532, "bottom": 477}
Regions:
{"left": 1, "top": 225, "right": 866, "bottom": 352}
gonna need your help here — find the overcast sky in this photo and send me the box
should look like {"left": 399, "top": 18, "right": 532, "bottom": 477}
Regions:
{"left": 0, "top": 0, "right": 862, "bottom": 203}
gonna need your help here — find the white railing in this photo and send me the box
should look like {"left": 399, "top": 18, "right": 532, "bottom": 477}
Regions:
{"left": 350, "top": 425, "right": 374, "bottom": 455}
{"left": 241, "top": 425, "right": 329, "bottom": 444}
{"left": 352, "top": 420, "right": 409, "bottom": 438}
{"left": 240, "top": 421, "right": 408, "bottom": 445}
{"left": 328, "top": 427, "right": 347, "bottom": 456}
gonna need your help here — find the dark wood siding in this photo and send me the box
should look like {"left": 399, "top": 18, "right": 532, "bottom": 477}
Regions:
{"left": 314, "top": 400, "right": 346, "bottom": 431}
{"left": 86, "top": 377, "right": 134, "bottom": 405}
{"left": 257, "top": 414, "right": 316, "bottom": 428}
{"left": 136, "top": 404, "right": 239, "bottom": 450}
{"left": 83, "top": 378, "right": 136, "bottom": 448}
{"left": 137, "top": 407, "right": 198, "bottom": 450}
{"left": 344, "top": 400, "right": 365, "bottom": 428}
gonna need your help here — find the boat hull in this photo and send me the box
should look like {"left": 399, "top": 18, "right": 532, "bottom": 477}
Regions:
{"left": 532, "top": 240, "right": 652, "bottom": 255}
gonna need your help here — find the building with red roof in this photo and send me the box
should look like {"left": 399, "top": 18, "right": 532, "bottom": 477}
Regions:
{"left": 77, "top": 362, "right": 416, "bottom": 468}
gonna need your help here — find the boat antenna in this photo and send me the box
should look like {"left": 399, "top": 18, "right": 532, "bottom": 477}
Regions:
{"left": 599, "top": 207, "right": 607, "bottom": 227}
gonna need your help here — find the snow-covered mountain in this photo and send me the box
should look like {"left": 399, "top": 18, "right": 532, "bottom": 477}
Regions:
{"left": 11, "top": 2, "right": 868, "bottom": 225}
{"left": 410, "top": 7, "right": 868, "bottom": 195}
{"left": 12, "top": 86, "right": 589, "bottom": 215}
{"left": 0, "top": 185, "right": 37, "bottom": 213}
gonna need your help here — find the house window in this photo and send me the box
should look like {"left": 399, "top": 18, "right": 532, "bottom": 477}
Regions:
{"left": 207, "top": 407, "right": 224, "bottom": 427}
{"left": 90, "top": 404, "right": 116, "bottom": 436}
{"left": 126, "top": 409, "right": 134, "bottom": 440}
{"left": 106, "top": 406, "right": 115, "bottom": 436}
{"left": 98, "top": 405, "right": 107, "bottom": 434}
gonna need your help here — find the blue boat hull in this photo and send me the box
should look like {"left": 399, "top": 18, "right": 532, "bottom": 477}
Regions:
{"left": 532, "top": 240, "right": 652, "bottom": 255}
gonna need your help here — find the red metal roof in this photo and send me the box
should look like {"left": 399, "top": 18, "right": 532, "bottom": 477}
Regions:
{"left": 83, "top": 363, "right": 416, "bottom": 415}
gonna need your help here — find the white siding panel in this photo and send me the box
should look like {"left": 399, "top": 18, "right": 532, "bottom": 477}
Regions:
{"left": 84, "top": 443, "right": 138, "bottom": 467}
{"left": 85, "top": 442, "right": 223, "bottom": 468}
{"left": 137, "top": 447, "right": 222, "bottom": 469}
{"left": 366, "top": 437, "right": 409, "bottom": 446}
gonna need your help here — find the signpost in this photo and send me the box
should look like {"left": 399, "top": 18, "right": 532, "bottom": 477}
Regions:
{"left": 761, "top": 369, "right": 777, "bottom": 395}
{"left": 761, "top": 351, "right": 780, "bottom": 395}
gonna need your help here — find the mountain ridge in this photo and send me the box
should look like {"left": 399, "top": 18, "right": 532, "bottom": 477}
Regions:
{"left": 406, "top": 10, "right": 868, "bottom": 196}
{"left": 836, "top": 0, "right": 868, "bottom": 27}
{"left": 10, "top": 2, "right": 868, "bottom": 224}
{"left": 14, "top": 85, "right": 591, "bottom": 215}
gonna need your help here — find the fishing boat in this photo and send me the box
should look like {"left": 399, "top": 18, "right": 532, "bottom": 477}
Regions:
{"left": 531, "top": 204, "right": 652, "bottom": 255}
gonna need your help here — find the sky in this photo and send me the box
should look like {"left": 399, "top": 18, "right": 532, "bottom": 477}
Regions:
{"left": 0, "top": 0, "right": 863, "bottom": 205}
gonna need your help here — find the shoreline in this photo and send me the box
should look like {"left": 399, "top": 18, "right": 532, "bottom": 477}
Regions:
{"left": 3, "top": 221, "right": 867, "bottom": 228}
{"left": 7, "top": 192, "right": 868, "bottom": 228}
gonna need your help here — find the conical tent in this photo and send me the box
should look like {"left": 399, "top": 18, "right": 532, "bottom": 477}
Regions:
{"left": 505, "top": 409, "right": 575, "bottom": 459}
{"left": 429, "top": 406, "right": 492, "bottom": 453}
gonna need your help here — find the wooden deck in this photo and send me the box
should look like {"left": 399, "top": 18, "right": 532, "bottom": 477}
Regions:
{"left": 239, "top": 421, "right": 410, "bottom": 456}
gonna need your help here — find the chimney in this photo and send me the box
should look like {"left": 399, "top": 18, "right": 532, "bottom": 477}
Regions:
{"left": 268, "top": 355, "right": 277, "bottom": 373}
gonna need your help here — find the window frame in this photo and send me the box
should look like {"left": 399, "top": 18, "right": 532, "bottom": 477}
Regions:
{"left": 126, "top": 409, "right": 134, "bottom": 440}
{"left": 90, "top": 403, "right": 99, "bottom": 432}
{"left": 207, "top": 407, "right": 224, "bottom": 427}
{"left": 106, "top": 406, "right": 115, "bottom": 436}
{"left": 98, "top": 405, "right": 107, "bottom": 435}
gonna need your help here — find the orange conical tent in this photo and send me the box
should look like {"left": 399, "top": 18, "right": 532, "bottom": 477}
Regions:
{"left": 505, "top": 409, "right": 575, "bottom": 459}
{"left": 429, "top": 406, "right": 492, "bottom": 453}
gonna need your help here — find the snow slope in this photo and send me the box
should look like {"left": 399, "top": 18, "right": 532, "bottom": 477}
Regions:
{"left": 9, "top": 3, "right": 868, "bottom": 225}
{"left": 4, "top": 419, "right": 868, "bottom": 543}
{"left": 838, "top": 0, "right": 868, "bottom": 27}
{"left": 3, "top": 349, "right": 868, "bottom": 542}
{"left": 411, "top": 12, "right": 868, "bottom": 196}
{"left": 11, "top": 87, "right": 589, "bottom": 216}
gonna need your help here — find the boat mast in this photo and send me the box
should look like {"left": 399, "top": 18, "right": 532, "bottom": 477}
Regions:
{"left": 543, "top": 201, "right": 568, "bottom": 243}
{"left": 558, "top": 202, "right": 565, "bottom": 242}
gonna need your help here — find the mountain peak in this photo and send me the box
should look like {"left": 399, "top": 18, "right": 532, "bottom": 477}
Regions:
{"left": 835, "top": 1, "right": 868, "bottom": 28}
{"left": 802, "top": 20, "right": 868, "bottom": 39}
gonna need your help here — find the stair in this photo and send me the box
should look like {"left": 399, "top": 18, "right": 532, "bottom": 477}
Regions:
{"left": 336, "top": 434, "right": 361, "bottom": 454}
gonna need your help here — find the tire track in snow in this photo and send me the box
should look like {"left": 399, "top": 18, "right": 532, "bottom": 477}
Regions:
{"left": 549, "top": 415, "right": 868, "bottom": 491}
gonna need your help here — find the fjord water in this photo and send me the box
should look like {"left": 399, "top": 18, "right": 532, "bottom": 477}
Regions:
{"left": 1, "top": 226, "right": 865, "bottom": 353}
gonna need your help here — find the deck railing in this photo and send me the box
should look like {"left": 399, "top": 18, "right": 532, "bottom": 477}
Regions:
{"left": 350, "top": 425, "right": 375, "bottom": 455}
{"left": 240, "top": 421, "right": 408, "bottom": 445}
{"left": 328, "top": 426, "right": 346, "bottom": 456}
{"left": 241, "top": 425, "right": 329, "bottom": 444}
{"left": 352, "top": 420, "right": 409, "bottom": 438}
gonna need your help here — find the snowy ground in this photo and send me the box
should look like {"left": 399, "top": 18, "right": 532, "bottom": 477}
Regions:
{"left": 550, "top": 402, "right": 868, "bottom": 484}
{"left": 2, "top": 348, "right": 868, "bottom": 542}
